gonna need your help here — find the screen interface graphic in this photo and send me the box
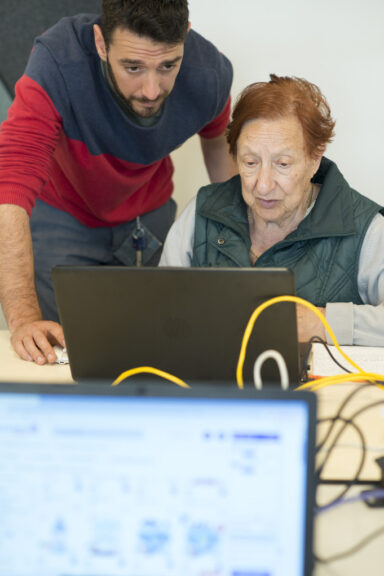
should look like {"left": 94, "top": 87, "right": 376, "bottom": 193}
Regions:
{"left": 0, "top": 393, "right": 310, "bottom": 576}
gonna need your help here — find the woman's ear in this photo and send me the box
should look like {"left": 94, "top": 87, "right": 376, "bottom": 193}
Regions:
{"left": 312, "top": 146, "right": 326, "bottom": 175}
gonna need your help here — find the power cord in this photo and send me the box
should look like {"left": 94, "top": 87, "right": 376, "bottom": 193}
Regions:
{"left": 316, "top": 382, "right": 370, "bottom": 456}
{"left": 317, "top": 488, "right": 384, "bottom": 515}
{"left": 315, "top": 399, "right": 384, "bottom": 511}
{"left": 302, "top": 336, "right": 352, "bottom": 382}
{"left": 315, "top": 415, "right": 367, "bottom": 508}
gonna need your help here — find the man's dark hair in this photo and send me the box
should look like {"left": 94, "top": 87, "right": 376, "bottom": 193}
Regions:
{"left": 101, "top": 0, "right": 189, "bottom": 48}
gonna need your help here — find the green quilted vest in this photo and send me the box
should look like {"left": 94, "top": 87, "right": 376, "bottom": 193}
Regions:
{"left": 192, "top": 157, "right": 381, "bottom": 307}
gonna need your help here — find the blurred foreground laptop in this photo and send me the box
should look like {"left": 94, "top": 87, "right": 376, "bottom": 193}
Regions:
{"left": 0, "top": 381, "right": 316, "bottom": 575}
{"left": 52, "top": 267, "right": 302, "bottom": 385}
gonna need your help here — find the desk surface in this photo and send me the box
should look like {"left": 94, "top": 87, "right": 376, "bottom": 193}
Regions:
{"left": 0, "top": 330, "right": 383, "bottom": 480}
{"left": 314, "top": 484, "right": 384, "bottom": 576}
{"left": 0, "top": 330, "right": 383, "bottom": 575}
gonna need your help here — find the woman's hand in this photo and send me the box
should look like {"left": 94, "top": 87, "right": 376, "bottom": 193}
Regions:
{"left": 296, "top": 304, "right": 326, "bottom": 342}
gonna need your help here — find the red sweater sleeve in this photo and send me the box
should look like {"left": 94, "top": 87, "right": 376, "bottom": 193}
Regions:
{"left": 0, "top": 75, "right": 62, "bottom": 215}
{"left": 198, "top": 95, "right": 231, "bottom": 140}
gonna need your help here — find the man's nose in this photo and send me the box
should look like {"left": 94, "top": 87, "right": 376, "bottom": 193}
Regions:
{"left": 141, "top": 74, "right": 161, "bottom": 101}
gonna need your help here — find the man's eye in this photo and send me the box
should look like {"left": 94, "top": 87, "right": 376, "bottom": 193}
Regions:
{"left": 126, "top": 66, "right": 141, "bottom": 73}
{"left": 161, "top": 64, "right": 176, "bottom": 72}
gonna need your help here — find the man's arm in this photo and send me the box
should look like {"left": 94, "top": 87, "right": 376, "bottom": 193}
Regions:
{"left": 200, "top": 133, "right": 237, "bottom": 183}
{"left": 0, "top": 204, "right": 64, "bottom": 364}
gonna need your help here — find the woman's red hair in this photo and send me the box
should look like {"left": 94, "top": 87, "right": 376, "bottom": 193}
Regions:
{"left": 227, "top": 75, "right": 335, "bottom": 158}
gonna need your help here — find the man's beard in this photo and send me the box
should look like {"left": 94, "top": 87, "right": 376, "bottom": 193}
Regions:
{"left": 107, "top": 58, "right": 167, "bottom": 118}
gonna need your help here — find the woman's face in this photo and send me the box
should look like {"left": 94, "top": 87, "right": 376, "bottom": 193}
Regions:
{"left": 236, "top": 115, "right": 321, "bottom": 229}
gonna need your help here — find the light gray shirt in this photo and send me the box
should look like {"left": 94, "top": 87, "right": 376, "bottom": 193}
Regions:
{"left": 160, "top": 196, "right": 384, "bottom": 346}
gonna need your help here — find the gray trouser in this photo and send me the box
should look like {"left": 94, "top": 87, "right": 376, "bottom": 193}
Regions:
{"left": 30, "top": 198, "right": 177, "bottom": 322}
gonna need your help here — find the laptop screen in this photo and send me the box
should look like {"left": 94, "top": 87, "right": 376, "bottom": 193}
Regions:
{"left": 0, "top": 383, "right": 316, "bottom": 576}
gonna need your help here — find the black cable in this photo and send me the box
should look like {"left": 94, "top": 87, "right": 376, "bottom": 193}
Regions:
{"left": 312, "top": 374, "right": 384, "bottom": 563}
{"left": 317, "top": 488, "right": 384, "bottom": 513}
{"left": 316, "top": 401, "right": 384, "bottom": 481}
{"left": 349, "top": 398, "right": 384, "bottom": 422}
{"left": 316, "top": 399, "right": 384, "bottom": 506}
{"left": 301, "top": 340, "right": 314, "bottom": 382}
{"left": 306, "top": 336, "right": 383, "bottom": 458}
{"left": 315, "top": 416, "right": 367, "bottom": 508}
{"left": 308, "top": 335, "right": 353, "bottom": 378}
{"left": 314, "top": 524, "right": 384, "bottom": 564}
{"left": 319, "top": 478, "right": 382, "bottom": 486}
{"left": 316, "top": 382, "right": 371, "bottom": 454}
{"left": 312, "top": 343, "right": 384, "bottom": 458}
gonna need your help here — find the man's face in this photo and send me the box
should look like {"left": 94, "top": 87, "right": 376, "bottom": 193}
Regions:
{"left": 94, "top": 25, "right": 185, "bottom": 118}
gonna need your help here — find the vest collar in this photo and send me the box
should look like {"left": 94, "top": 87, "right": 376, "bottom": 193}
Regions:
{"left": 198, "top": 175, "right": 250, "bottom": 241}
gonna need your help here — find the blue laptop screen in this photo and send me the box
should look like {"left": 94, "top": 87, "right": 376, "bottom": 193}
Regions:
{"left": 0, "top": 391, "right": 312, "bottom": 576}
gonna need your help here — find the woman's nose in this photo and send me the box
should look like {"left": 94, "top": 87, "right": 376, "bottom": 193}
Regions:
{"left": 256, "top": 165, "right": 274, "bottom": 194}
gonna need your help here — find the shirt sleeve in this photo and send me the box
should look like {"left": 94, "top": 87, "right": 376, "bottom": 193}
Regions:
{"left": 325, "top": 212, "right": 384, "bottom": 345}
{"left": 198, "top": 95, "right": 231, "bottom": 140}
{"left": 0, "top": 74, "right": 62, "bottom": 215}
{"left": 159, "top": 196, "right": 196, "bottom": 267}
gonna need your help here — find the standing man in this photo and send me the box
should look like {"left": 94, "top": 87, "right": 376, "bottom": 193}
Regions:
{"left": 0, "top": 0, "right": 234, "bottom": 364}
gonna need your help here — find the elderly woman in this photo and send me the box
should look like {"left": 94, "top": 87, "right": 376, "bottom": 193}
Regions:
{"left": 160, "top": 75, "right": 384, "bottom": 346}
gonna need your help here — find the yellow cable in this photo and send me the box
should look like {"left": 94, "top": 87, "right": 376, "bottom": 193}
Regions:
{"left": 298, "top": 372, "right": 384, "bottom": 392}
{"left": 296, "top": 373, "right": 365, "bottom": 392}
{"left": 236, "top": 295, "right": 366, "bottom": 389}
{"left": 111, "top": 295, "right": 384, "bottom": 394}
{"left": 112, "top": 366, "right": 190, "bottom": 388}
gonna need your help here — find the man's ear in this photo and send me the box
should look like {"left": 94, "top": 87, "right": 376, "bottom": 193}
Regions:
{"left": 187, "top": 21, "right": 191, "bottom": 33}
{"left": 93, "top": 24, "right": 107, "bottom": 62}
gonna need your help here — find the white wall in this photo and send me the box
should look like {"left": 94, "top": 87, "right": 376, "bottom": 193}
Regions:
{"left": 172, "top": 0, "right": 384, "bottom": 214}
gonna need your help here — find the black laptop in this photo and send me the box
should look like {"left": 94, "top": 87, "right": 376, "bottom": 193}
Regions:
{"left": 52, "top": 266, "right": 301, "bottom": 385}
{"left": 0, "top": 381, "right": 317, "bottom": 575}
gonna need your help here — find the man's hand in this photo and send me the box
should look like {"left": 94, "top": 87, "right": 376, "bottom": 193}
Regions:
{"left": 10, "top": 320, "right": 65, "bottom": 365}
{"left": 296, "top": 304, "right": 326, "bottom": 342}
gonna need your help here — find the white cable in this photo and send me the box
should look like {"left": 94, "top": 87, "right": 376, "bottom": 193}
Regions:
{"left": 253, "top": 349, "right": 290, "bottom": 390}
